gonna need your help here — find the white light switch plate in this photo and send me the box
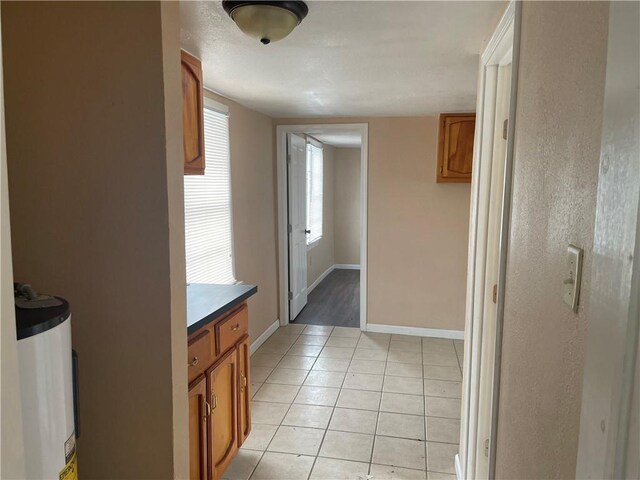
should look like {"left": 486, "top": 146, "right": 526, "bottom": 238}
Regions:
{"left": 563, "top": 244, "right": 583, "bottom": 312}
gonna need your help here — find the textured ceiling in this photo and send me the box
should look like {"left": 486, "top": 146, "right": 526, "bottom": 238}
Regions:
{"left": 180, "top": 1, "right": 505, "bottom": 118}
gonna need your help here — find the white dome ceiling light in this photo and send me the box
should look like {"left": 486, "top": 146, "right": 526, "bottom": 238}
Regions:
{"left": 222, "top": 1, "right": 309, "bottom": 45}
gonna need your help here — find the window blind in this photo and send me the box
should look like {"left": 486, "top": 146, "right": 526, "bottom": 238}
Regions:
{"left": 306, "top": 143, "right": 323, "bottom": 245}
{"left": 184, "top": 107, "right": 235, "bottom": 284}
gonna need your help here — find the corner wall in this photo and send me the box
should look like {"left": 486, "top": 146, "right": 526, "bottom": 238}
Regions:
{"left": 334, "top": 147, "right": 361, "bottom": 266}
{"left": 495, "top": 2, "right": 609, "bottom": 478}
{"left": 0, "top": 3, "right": 26, "bottom": 475}
{"left": 2, "top": 2, "right": 186, "bottom": 477}
{"left": 161, "top": 2, "right": 189, "bottom": 476}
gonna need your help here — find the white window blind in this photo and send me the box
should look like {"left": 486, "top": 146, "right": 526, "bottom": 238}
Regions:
{"left": 306, "top": 142, "right": 323, "bottom": 245}
{"left": 184, "top": 107, "right": 235, "bottom": 284}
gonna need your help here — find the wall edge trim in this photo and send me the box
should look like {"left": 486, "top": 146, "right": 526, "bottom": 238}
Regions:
{"left": 250, "top": 319, "right": 280, "bottom": 355}
{"left": 366, "top": 323, "right": 464, "bottom": 340}
{"left": 306, "top": 265, "right": 335, "bottom": 296}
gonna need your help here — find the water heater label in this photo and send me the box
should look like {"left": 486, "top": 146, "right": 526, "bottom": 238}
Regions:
{"left": 60, "top": 432, "right": 78, "bottom": 480}
{"left": 59, "top": 453, "right": 78, "bottom": 480}
{"left": 64, "top": 432, "right": 76, "bottom": 464}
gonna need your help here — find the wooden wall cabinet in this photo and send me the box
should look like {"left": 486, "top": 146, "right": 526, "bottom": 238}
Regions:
{"left": 437, "top": 113, "right": 476, "bottom": 183}
{"left": 181, "top": 50, "right": 205, "bottom": 175}
{"left": 188, "top": 304, "right": 251, "bottom": 480}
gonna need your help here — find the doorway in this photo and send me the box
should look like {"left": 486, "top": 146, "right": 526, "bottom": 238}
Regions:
{"left": 276, "top": 124, "right": 369, "bottom": 330}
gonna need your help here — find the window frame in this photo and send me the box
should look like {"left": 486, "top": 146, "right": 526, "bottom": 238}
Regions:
{"left": 305, "top": 137, "right": 324, "bottom": 249}
{"left": 183, "top": 95, "right": 237, "bottom": 285}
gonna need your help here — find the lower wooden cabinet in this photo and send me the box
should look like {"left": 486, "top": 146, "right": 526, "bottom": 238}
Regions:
{"left": 188, "top": 303, "right": 252, "bottom": 480}
{"left": 209, "top": 350, "right": 238, "bottom": 480}
{"left": 188, "top": 376, "right": 208, "bottom": 480}
{"left": 237, "top": 336, "right": 251, "bottom": 445}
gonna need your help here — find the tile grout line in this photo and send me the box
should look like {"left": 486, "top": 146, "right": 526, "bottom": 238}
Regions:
{"left": 301, "top": 328, "right": 356, "bottom": 479}
{"left": 244, "top": 449, "right": 265, "bottom": 480}
{"left": 455, "top": 342, "right": 464, "bottom": 376}
{"left": 249, "top": 326, "right": 319, "bottom": 480}
{"left": 423, "top": 338, "right": 428, "bottom": 474}
{"left": 367, "top": 333, "right": 390, "bottom": 476}
{"left": 255, "top": 326, "right": 357, "bottom": 479}
{"left": 248, "top": 327, "right": 461, "bottom": 478}
{"left": 309, "top": 329, "right": 358, "bottom": 477}
{"left": 253, "top": 331, "right": 306, "bottom": 472}
{"left": 246, "top": 327, "right": 303, "bottom": 479}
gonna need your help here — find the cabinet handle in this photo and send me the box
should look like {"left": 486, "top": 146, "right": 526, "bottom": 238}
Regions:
{"left": 241, "top": 372, "right": 247, "bottom": 388}
{"left": 211, "top": 393, "right": 217, "bottom": 410}
{"left": 204, "top": 401, "right": 211, "bottom": 418}
{"left": 231, "top": 324, "right": 240, "bottom": 331}
{"left": 189, "top": 356, "right": 198, "bottom": 367}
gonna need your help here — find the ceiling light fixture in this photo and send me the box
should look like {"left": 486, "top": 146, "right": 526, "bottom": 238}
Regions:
{"left": 222, "top": 1, "right": 308, "bottom": 45}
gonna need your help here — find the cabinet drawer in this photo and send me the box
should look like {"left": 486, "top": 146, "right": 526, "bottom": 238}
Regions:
{"left": 188, "top": 330, "right": 214, "bottom": 383}
{"left": 216, "top": 305, "right": 248, "bottom": 355}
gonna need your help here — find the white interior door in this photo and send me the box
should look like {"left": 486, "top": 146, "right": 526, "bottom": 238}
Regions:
{"left": 476, "top": 61, "right": 512, "bottom": 479}
{"left": 287, "top": 133, "right": 308, "bottom": 320}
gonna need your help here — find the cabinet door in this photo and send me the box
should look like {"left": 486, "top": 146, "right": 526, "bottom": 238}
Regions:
{"left": 188, "top": 376, "right": 208, "bottom": 480}
{"left": 437, "top": 113, "right": 476, "bottom": 183}
{"left": 181, "top": 50, "right": 205, "bottom": 175}
{"left": 237, "top": 336, "right": 251, "bottom": 446}
{"left": 208, "top": 350, "right": 238, "bottom": 480}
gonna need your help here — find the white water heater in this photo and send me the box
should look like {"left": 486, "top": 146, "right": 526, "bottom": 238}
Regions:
{"left": 15, "top": 286, "right": 79, "bottom": 480}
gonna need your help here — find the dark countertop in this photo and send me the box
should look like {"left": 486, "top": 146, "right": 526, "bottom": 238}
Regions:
{"left": 187, "top": 283, "right": 257, "bottom": 335}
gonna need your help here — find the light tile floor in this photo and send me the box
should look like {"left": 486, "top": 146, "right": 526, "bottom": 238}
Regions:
{"left": 224, "top": 325, "right": 464, "bottom": 480}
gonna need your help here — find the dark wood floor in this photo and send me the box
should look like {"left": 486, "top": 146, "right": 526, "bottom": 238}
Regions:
{"left": 292, "top": 269, "right": 360, "bottom": 327}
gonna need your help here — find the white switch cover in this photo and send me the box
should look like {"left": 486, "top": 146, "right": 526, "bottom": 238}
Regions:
{"left": 563, "top": 244, "right": 583, "bottom": 312}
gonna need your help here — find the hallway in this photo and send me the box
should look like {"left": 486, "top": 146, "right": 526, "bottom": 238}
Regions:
{"left": 293, "top": 269, "right": 360, "bottom": 328}
{"left": 225, "top": 325, "right": 464, "bottom": 479}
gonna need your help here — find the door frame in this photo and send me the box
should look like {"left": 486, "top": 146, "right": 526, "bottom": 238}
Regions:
{"left": 276, "top": 123, "right": 369, "bottom": 330}
{"left": 458, "top": 2, "right": 521, "bottom": 479}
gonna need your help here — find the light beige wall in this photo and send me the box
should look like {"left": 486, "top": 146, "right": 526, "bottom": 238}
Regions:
{"left": 307, "top": 144, "right": 335, "bottom": 286}
{"left": 495, "top": 2, "right": 609, "bottom": 478}
{"left": 334, "top": 147, "right": 361, "bottom": 266}
{"left": 2, "top": 2, "right": 186, "bottom": 477}
{"left": 277, "top": 117, "right": 471, "bottom": 331}
{"left": 0, "top": 3, "right": 26, "bottom": 475}
{"left": 203, "top": 90, "right": 279, "bottom": 340}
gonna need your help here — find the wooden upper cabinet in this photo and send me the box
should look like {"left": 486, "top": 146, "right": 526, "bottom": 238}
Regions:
{"left": 188, "top": 376, "right": 208, "bottom": 480}
{"left": 208, "top": 350, "right": 238, "bottom": 480}
{"left": 437, "top": 113, "right": 476, "bottom": 183}
{"left": 182, "top": 50, "right": 205, "bottom": 175}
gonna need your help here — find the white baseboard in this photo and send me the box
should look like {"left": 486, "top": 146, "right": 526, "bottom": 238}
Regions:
{"left": 366, "top": 323, "right": 464, "bottom": 340}
{"left": 334, "top": 264, "right": 360, "bottom": 270}
{"left": 455, "top": 453, "right": 463, "bottom": 480}
{"left": 250, "top": 319, "right": 279, "bottom": 355}
{"left": 306, "top": 265, "right": 335, "bottom": 295}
